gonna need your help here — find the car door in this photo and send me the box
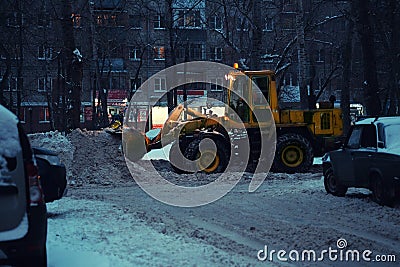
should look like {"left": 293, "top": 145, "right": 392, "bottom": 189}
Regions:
{"left": 0, "top": 107, "right": 28, "bottom": 242}
{"left": 330, "top": 125, "right": 363, "bottom": 185}
{"left": 352, "top": 124, "right": 377, "bottom": 187}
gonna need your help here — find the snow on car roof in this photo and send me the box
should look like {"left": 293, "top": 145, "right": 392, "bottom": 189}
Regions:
{"left": 0, "top": 105, "right": 21, "bottom": 173}
{"left": 356, "top": 116, "right": 400, "bottom": 125}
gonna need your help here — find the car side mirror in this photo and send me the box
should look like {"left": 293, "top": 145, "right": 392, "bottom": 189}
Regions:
{"left": 377, "top": 141, "right": 385, "bottom": 149}
{"left": 334, "top": 140, "right": 344, "bottom": 150}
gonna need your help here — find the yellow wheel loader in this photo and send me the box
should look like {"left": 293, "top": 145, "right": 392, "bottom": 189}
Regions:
{"left": 122, "top": 69, "right": 343, "bottom": 174}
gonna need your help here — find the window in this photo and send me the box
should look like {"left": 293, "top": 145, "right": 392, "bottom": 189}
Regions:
{"left": 9, "top": 77, "right": 17, "bottom": 92}
{"left": 154, "top": 77, "right": 166, "bottom": 92}
{"left": 264, "top": 18, "right": 274, "bottom": 31}
{"left": 346, "top": 126, "right": 363, "bottom": 149}
{"left": 80, "top": 107, "right": 85, "bottom": 123}
{"left": 210, "top": 78, "right": 223, "bottom": 91}
{"left": 252, "top": 76, "right": 270, "bottom": 105}
{"left": 282, "top": 0, "right": 297, "bottom": 13}
{"left": 38, "top": 77, "right": 51, "bottom": 92}
{"left": 110, "top": 76, "right": 125, "bottom": 90}
{"left": 236, "top": 17, "right": 249, "bottom": 31}
{"left": 129, "top": 15, "right": 141, "bottom": 29}
{"left": 320, "top": 113, "right": 331, "bottom": 130}
{"left": 282, "top": 16, "right": 295, "bottom": 30}
{"left": 154, "top": 14, "right": 165, "bottom": 29}
{"left": 210, "top": 15, "right": 222, "bottom": 30}
{"left": 72, "top": 14, "right": 81, "bottom": 27}
{"left": 3, "top": 77, "right": 17, "bottom": 92}
{"left": 19, "top": 108, "right": 26, "bottom": 123}
{"left": 38, "top": 45, "right": 52, "bottom": 60}
{"left": 317, "top": 48, "right": 325, "bottom": 62}
{"left": 39, "top": 107, "right": 50, "bottom": 123}
{"left": 360, "top": 124, "right": 377, "bottom": 148}
{"left": 37, "top": 14, "right": 51, "bottom": 27}
{"left": 176, "top": 9, "right": 201, "bottom": 28}
{"left": 96, "top": 13, "right": 117, "bottom": 26}
{"left": 129, "top": 47, "right": 141, "bottom": 61}
{"left": 130, "top": 77, "right": 142, "bottom": 93}
{"left": 210, "top": 47, "right": 222, "bottom": 61}
{"left": 230, "top": 76, "right": 250, "bottom": 122}
{"left": 189, "top": 44, "right": 204, "bottom": 60}
{"left": 154, "top": 46, "right": 165, "bottom": 60}
{"left": 7, "top": 12, "right": 23, "bottom": 27}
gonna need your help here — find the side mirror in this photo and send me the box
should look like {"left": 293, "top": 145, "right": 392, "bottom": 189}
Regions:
{"left": 378, "top": 141, "right": 385, "bottom": 149}
{"left": 334, "top": 140, "right": 343, "bottom": 150}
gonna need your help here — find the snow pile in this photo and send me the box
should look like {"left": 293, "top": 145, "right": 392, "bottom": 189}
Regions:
{"left": 66, "top": 129, "right": 133, "bottom": 185}
{"left": 0, "top": 105, "right": 21, "bottom": 173}
{"left": 29, "top": 131, "right": 74, "bottom": 179}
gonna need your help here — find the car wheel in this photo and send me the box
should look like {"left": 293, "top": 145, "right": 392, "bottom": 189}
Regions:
{"left": 371, "top": 176, "right": 393, "bottom": 206}
{"left": 272, "top": 133, "right": 313, "bottom": 173}
{"left": 184, "top": 138, "right": 229, "bottom": 174}
{"left": 324, "top": 167, "right": 347, "bottom": 197}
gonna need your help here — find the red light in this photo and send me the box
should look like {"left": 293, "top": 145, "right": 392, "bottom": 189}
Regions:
{"left": 26, "top": 161, "right": 44, "bottom": 205}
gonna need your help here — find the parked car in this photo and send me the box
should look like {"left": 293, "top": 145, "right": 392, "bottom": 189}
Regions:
{"left": 0, "top": 105, "right": 47, "bottom": 266}
{"left": 33, "top": 147, "right": 67, "bottom": 203}
{"left": 322, "top": 117, "right": 400, "bottom": 206}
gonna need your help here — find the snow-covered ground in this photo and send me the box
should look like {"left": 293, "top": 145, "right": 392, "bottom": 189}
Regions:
{"left": 28, "top": 130, "right": 399, "bottom": 266}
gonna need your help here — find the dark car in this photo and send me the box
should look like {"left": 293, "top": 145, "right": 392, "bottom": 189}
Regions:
{"left": 33, "top": 147, "right": 67, "bottom": 203}
{"left": 322, "top": 117, "right": 400, "bottom": 206}
{"left": 0, "top": 105, "right": 47, "bottom": 266}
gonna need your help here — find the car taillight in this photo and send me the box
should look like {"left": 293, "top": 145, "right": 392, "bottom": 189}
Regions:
{"left": 26, "top": 161, "right": 44, "bottom": 205}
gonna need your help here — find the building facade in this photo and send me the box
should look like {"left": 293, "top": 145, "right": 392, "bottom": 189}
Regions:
{"left": 0, "top": 0, "right": 364, "bottom": 133}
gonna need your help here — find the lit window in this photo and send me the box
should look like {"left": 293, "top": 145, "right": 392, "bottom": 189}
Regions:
{"left": 96, "top": 13, "right": 117, "bottom": 26}
{"left": 39, "top": 107, "right": 50, "bottom": 123}
{"left": 176, "top": 9, "right": 201, "bottom": 28}
{"left": 72, "top": 13, "right": 81, "bottom": 27}
{"left": 154, "top": 15, "right": 165, "bottom": 29}
{"left": 154, "top": 78, "right": 166, "bottom": 92}
{"left": 154, "top": 46, "right": 165, "bottom": 60}
{"left": 129, "top": 47, "right": 141, "bottom": 61}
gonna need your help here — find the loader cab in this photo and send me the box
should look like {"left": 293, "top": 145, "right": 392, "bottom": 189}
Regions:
{"left": 227, "top": 70, "right": 278, "bottom": 125}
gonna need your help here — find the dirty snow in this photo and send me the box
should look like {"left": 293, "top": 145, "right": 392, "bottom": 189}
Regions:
{"left": 28, "top": 129, "right": 399, "bottom": 266}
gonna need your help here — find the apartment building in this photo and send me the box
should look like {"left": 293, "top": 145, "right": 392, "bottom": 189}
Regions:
{"left": 0, "top": 0, "right": 360, "bottom": 133}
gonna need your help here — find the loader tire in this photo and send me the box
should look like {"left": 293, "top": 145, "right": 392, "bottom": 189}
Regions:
{"left": 184, "top": 137, "right": 229, "bottom": 174}
{"left": 169, "top": 141, "right": 188, "bottom": 174}
{"left": 273, "top": 133, "right": 313, "bottom": 173}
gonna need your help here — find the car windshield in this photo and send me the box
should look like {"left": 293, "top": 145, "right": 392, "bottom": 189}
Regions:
{"left": 384, "top": 124, "right": 400, "bottom": 149}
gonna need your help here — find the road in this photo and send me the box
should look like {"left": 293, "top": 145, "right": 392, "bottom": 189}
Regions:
{"left": 47, "top": 169, "right": 399, "bottom": 266}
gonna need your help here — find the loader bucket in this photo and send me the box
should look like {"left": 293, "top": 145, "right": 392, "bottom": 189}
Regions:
{"left": 122, "top": 127, "right": 149, "bottom": 162}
